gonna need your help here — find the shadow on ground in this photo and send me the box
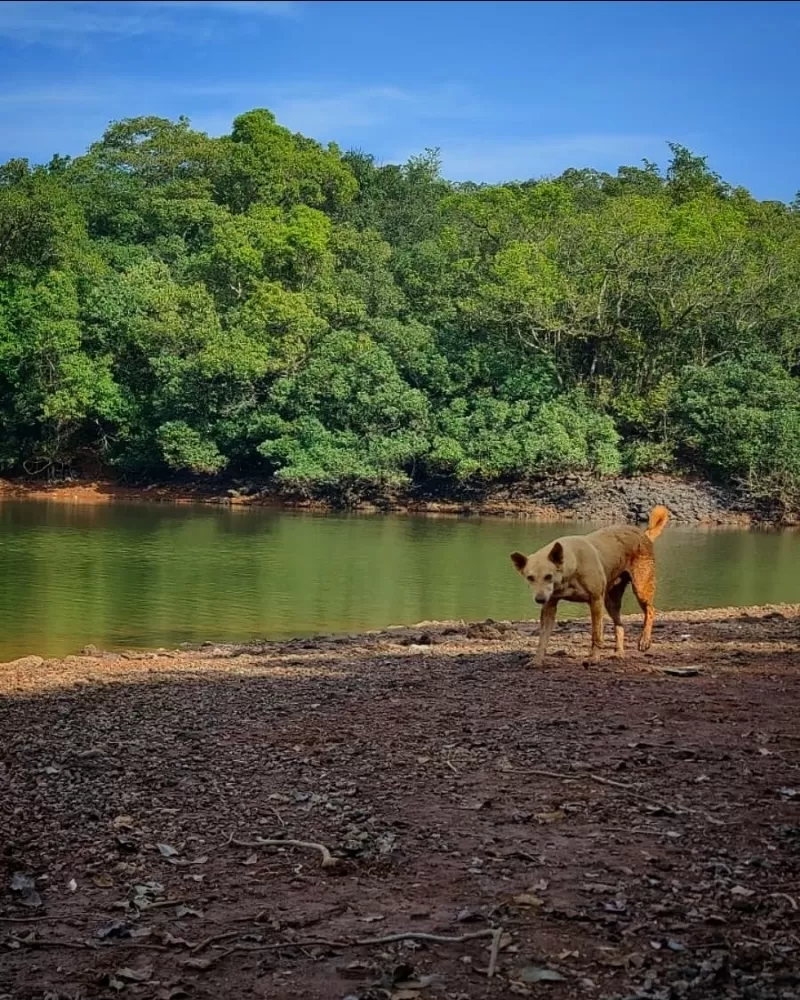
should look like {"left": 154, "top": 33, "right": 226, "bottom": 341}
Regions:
{"left": 1, "top": 606, "right": 799, "bottom": 999}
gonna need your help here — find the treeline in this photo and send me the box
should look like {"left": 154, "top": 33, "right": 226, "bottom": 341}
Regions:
{"left": 2, "top": 110, "right": 800, "bottom": 510}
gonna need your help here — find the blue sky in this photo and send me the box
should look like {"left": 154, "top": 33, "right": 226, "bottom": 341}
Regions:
{"left": 1, "top": 0, "right": 798, "bottom": 200}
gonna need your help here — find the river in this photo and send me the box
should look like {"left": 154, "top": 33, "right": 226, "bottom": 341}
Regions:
{"left": 0, "top": 499, "right": 797, "bottom": 661}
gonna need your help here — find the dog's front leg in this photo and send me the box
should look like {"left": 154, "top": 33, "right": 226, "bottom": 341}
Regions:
{"left": 584, "top": 597, "right": 605, "bottom": 665}
{"left": 533, "top": 601, "right": 557, "bottom": 666}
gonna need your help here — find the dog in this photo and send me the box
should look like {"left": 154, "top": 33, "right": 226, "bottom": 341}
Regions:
{"left": 510, "top": 506, "right": 669, "bottom": 666}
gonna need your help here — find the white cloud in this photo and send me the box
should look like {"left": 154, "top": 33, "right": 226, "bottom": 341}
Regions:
{"left": 433, "top": 134, "right": 668, "bottom": 183}
{"left": 0, "top": 0, "right": 298, "bottom": 45}
{"left": 0, "top": 79, "right": 484, "bottom": 153}
{"left": 0, "top": 86, "right": 105, "bottom": 107}
{"left": 145, "top": 1, "right": 297, "bottom": 11}
{"left": 0, "top": 78, "right": 483, "bottom": 169}
{"left": 0, "top": 74, "right": 667, "bottom": 184}
{"left": 225, "top": 83, "right": 484, "bottom": 137}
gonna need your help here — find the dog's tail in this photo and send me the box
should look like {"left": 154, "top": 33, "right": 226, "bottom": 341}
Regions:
{"left": 645, "top": 505, "right": 669, "bottom": 540}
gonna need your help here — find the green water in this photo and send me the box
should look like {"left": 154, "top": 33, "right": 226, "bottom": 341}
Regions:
{"left": 0, "top": 499, "right": 797, "bottom": 661}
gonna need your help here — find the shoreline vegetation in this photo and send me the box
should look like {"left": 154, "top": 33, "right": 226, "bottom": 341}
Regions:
{"left": 0, "top": 471, "right": 784, "bottom": 525}
{"left": 2, "top": 113, "right": 800, "bottom": 522}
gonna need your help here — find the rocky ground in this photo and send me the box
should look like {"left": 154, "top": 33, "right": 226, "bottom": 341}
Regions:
{"left": 0, "top": 472, "right": 768, "bottom": 525}
{"left": 2, "top": 606, "right": 799, "bottom": 1000}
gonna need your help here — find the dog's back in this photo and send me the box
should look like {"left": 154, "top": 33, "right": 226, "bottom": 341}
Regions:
{"left": 585, "top": 506, "right": 669, "bottom": 584}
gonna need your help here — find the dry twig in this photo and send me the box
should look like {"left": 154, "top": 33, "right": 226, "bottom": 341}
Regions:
{"left": 0, "top": 915, "right": 52, "bottom": 923}
{"left": 191, "top": 930, "right": 242, "bottom": 955}
{"left": 229, "top": 835, "right": 338, "bottom": 868}
{"left": 487, "top": 927, "right": 503, "bottom": 978}
{"left": 769, "top": 892, "right": 798, "bottom": 911}
{"left": 524, "top": 767, "right": 725, "bottom": 826}
{"left": 195, "top": 927, "right": 503, "bottom": 977}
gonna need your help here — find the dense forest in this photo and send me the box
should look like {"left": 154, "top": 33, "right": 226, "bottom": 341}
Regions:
{"left": 2, "top": 110, "right": 800, "bottom": 510}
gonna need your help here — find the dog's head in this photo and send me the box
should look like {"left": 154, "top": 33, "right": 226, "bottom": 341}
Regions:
{"left": 510, "top": 542, "right": 564, "bottom": 605}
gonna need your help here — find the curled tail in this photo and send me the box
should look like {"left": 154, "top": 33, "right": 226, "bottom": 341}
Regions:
{"left": 645, "top": 504, "right": 669, "bottom": 540}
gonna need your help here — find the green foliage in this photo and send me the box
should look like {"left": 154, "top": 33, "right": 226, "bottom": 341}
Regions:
{"left": 673, "top": 356, "right": 800, "bottom": 510}
{"left": 157, "top": 421, "right": 226, "bottom": 475}
{"left": 2, "top": 113, "right": 800, "bottom": 509}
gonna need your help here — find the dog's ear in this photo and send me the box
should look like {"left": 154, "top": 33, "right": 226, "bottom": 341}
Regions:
{"left": 548, "top": 541, "right": 564, "bottom": 566}
{"left": 510, "top": 551, "right": 527, "bottom": 573}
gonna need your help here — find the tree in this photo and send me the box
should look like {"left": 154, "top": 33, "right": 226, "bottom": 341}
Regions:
{"left": 0, "top": 114, "right": 799, "bottom": 510}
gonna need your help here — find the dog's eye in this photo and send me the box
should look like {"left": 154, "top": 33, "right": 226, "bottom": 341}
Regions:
{"left": 527, "top": 574, "right": 535, "bottom": 582}
{"left": 544, "top": 573, "right": 553, "bottom": 582}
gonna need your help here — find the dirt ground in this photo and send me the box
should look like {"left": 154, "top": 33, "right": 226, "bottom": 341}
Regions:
{"left": 2, "top": 606, "right": 799, "bottom": 1000}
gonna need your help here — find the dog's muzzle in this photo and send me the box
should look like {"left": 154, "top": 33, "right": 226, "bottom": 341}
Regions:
{"left": 535, "top": 596, "right": 547, "bottom": 605}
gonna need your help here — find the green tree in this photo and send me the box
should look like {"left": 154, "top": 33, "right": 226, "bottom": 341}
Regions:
{"left": 1, "top": 112, "right": 799, "bottom": 511}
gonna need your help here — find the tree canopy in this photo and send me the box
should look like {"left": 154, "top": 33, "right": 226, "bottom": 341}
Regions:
{"left": 2, "top": 113, "right": 799, "bottom": 510}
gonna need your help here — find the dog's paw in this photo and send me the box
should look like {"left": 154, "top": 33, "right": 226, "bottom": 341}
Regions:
{"left": 637, "top": 638, "right": 652, "bottom": 652}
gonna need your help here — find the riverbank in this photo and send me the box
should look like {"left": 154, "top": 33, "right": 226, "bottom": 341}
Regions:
{"left": 2, "top": 605, "right": 799, "bottom": 1000}
{"left": 0, "top": 471, "right": 771, "bottom": 524}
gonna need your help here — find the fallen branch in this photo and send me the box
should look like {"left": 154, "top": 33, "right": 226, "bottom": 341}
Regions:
{"left": 8, "top": 938, "right": 94, "bottom": 950}
{"left": 191, "top": 929, "right": 242, "bottom": 955}
{"left": 770, "top": 892, "right": 798, "bottom": 911}
{"left": 524, "top": 768, "right": 725, "bottom": 826}
{"left": 145, "top": 896, "right": 203, "bottom": 911}
{"left": 10, "top": 937, "right": 169, "bottom": 952}
{"left": 228, "top": 835, "right": 338, "bottom": 868}
{"left": 0, "top": 915, "right": 52, "bottom": 923}
{"left": 487, "top": 927, "right": 503, "bottom": 978}
{"left": 198, "top": 927, "right": 503, "bottom": 978}
{"left": 354, "top": 929, "right": 498, "bottom": 947}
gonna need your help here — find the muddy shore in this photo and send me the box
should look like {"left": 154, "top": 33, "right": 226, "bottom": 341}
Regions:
{"left": 0, "top": 472, "right": 773, "bottom": 525}
{"left": 2, "top": 605, "right": 799, "bottom": 999}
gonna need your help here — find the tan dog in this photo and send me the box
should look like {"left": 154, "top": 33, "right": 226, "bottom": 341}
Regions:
{"left": 510, "top": 506, "right": 669, "bottom": 665}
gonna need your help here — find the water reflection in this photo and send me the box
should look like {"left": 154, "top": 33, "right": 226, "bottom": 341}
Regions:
{"left": 0, "top": 500, "right": 797, "bottom": 660}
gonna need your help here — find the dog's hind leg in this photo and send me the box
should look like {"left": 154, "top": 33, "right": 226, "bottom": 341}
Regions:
{"left": 630, "top": 557, "right": 656, "bottom": 651}
{"left": 604, "top": 576, "right": 629, "bottom": 658}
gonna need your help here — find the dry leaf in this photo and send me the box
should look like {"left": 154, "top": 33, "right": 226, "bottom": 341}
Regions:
{"left": 115, "top": 965, "right": 153, "bottom": 982}
{"left": 182, "top": 957, "right": 214, "bottom": 970}
{"left": 518, "top": 966, "right": 565, "bottom": 983}
{"left": 10, "top": 873, "right": 41, "bottom": 908}
{"left": 512, "top": 893, "right": 543, "bottom": 907}
{"left": 535, "top": 810, "right": 565, "bottom": 824}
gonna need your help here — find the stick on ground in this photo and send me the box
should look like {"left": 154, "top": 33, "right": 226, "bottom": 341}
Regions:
{"left": 524, "top": 768, "right": 725, "bottom": 825}
{"left": 228, "top": 835, "right": 338, "bottom": 868}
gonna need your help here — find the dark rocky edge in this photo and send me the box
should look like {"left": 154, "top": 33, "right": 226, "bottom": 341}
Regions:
{"left": 2, "top": 472, "right": 793, "bottom": 525}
